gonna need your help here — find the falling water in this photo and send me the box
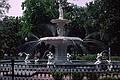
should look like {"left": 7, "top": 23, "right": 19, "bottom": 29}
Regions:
{"left": 70, "top": 39, "right": 88, "bottom": 55}
{"left": 46, "top": 24, "right": 56, "bottom": 36}
{"left": 30, "top": 33, "right": 40, "bottom": 40}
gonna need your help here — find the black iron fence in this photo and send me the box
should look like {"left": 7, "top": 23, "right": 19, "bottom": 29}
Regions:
{"left": 0, "top": 60, "right": 120, "bottom": 80}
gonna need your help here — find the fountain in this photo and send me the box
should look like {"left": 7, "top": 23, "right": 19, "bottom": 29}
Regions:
{"left": 16, "top": 0, "right": 84, "bottom": 66}
{"left": 16, "top": 0, "right": 113, "bottom": 70}
{"left": 37, "top": 0, "right": 83, "bottom": 65}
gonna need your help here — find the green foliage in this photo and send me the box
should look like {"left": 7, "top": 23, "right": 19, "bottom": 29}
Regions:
{"left": 72, "top": 72, "right": 83, "bottom": 80}
{"left": 85, "top": 0, "right": 120, "bottom": 43}
{"left": 111, "top": 56, "right": 120, "bottom": 61}
{"left": 17, "top": 17, "right": 32, "bottom": 38}
{"left": 0, "top": 16, "right": 23, "bottom": 59}
{"left": 87, "top": 73, "right": 99, "bottom": 80}
{"left": 73, "top": 54, "right": 96, "bottom": 61}
{"left": 72, "top": 53, "right": 120, "bottom": 61}
{"left": 83, "top": 0, "right": 120, "bottom": 55}
{"left": 22, "top": 0, "right": 58, "bottom": 25}
{"left": 20, "top": 0, "right": 59, "bottom": 37}
{"left": 51, "top": 71, "right": 63, "bottom": 79}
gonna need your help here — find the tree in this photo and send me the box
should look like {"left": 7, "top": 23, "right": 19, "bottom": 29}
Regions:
{"left": 0, "top": 17, "right": 23, "bottom": 59}
{"left": 102, "top": 0, "right": 120, "bottom": 55}
{"left": 84, "top": 0, "right": 120, "bottom": 55}
{"left": 85, "top": 0, "right": 120, "bottom": 42}
{"left": 0, "top": 0, "right": 10, "bottom": 20}
{"left": 19, "top": 0, "right": 58, "bottom": 38}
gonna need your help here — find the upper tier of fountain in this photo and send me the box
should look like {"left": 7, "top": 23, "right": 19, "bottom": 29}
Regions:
{"left": 51, "top": 0, "right": 71, "bottom": 36}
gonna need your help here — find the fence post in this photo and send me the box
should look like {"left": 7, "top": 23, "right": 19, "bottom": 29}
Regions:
{"left": 11, "top": 59, "right": 14, "bottom": 80}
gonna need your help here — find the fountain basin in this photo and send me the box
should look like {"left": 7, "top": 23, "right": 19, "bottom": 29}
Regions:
{"left": 51, "top": 19, "right": 71, "bottom": 24}
{"left": 39, "top": 37, "right": 83, "bottom": 64}
{"left": 40, "top": 37, "right": 83, "bottom": 44}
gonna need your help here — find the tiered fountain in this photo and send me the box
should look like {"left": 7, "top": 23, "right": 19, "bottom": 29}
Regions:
{"left": 39, "top": 0, "right": 83, "bottom": 65}
{"left": 18, "top": 0, "right": 112, "bottom": 71}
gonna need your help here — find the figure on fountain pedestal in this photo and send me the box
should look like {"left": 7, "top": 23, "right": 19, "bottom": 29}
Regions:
{"left": 47, "top": 51, "right": 54, "bottom": 65}
{"left": 24, "top": 53, "right": 31, "bottom": 63}
{"left": 18, "top": 52, "right": 23, "bottom": 57}
{"left": 94, "top": 52, "right": 102, "bottom": 64}
{"left": 19, "top": 52, "right": 30, "bottom": 64}
{"left": 34, "top": 55, "right": 39, "bottom": 64}
{"left": 35, "top": 58, "right": 39, "bottom": 64}
{"left": 34, "top": 52, "right": 40, "bottom": 63}
{"left": 67, "top": 53, "right": 71, "bottom": 62}
{"left": 58, "top": 0, "right": 64, "bottom": 19}
{"left": 94, "top": 50, "right": 112, "bottom": 71}
{"left": 59, "top": 4, "right": 63, "bottom": 19}
{"left": 106, "top": 59, "right": 113, "bottom": 71}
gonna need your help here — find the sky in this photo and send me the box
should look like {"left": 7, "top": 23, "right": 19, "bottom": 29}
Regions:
{"left": 7, "top": 0, "right": 93, "bottom": 17}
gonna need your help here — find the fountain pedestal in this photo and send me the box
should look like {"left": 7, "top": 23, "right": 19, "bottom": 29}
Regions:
{"left": 51, "top": 19, "right": 71, "bottom": 36}
{"left": 54, "top": 42, "right": 67, "bottom": 64}
{"left": 50, "top": 3, "right": 71, "bottom": 64}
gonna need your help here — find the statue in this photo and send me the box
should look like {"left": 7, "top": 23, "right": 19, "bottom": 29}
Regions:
{"left": 94, "top": 50, "right": 112, "bottom": 71}
{"left": 34, "top": 52, "right": 40, "bottom": 63}
{"left": 94, "top": 53, "right": 102, "bottom": 64}
{"left": 67, "top": 53, "right": 71, "bottom": 62}
{"left": 58, "top": 0, "right": 64, "bottom": 19}
{"left": 35, "top": 58, "right": 39, "bottom": 64}
{"left": 47, "top": 51, "right": 54, "bottom": 65}
{"left": 18, "top": 52, "right": 23, "bottom": 56}
{"left": 24, "top": 53, "right": 31, "bottom": 63}
{"left": 19, "top": 52, "right": 30, "bottom": 63}
{"left": 106, "top": 60, "right": 113, "bottom": 71}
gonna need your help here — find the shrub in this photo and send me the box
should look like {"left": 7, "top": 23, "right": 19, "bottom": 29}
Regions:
{"left": 51, "top": 71, "right": 63, "bottom": 80}
{"left": 72, "top": 72, "right": 83, "bottom": 80}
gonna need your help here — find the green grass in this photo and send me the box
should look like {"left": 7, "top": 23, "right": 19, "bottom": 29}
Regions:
{"left": 111, "top": 56, "right": 120, "bottom": 61}
{"left": 72, "top": 54, "right": 120, "bottom": 61}
{"left": 76, "top": 54, "right": 96, "bottom": 61}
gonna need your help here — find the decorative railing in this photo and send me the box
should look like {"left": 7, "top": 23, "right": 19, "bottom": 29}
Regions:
{"left": 0, "top": 60, "right": 120, "bottom": 80}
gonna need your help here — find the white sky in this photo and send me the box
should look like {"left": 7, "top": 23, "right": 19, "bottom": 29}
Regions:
{"left": 7, "top": 0, "right": 93, "bottom": 17}
{"left": 7, "top": 0, "right": 24, "bottom": 16}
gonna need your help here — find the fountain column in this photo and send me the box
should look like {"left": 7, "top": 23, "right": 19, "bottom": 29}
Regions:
{"left": 54, "top": 41, "right": 67, "bottom": 63}
{"left": 50, "top": 0, "right": 71, "bottom": 64}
